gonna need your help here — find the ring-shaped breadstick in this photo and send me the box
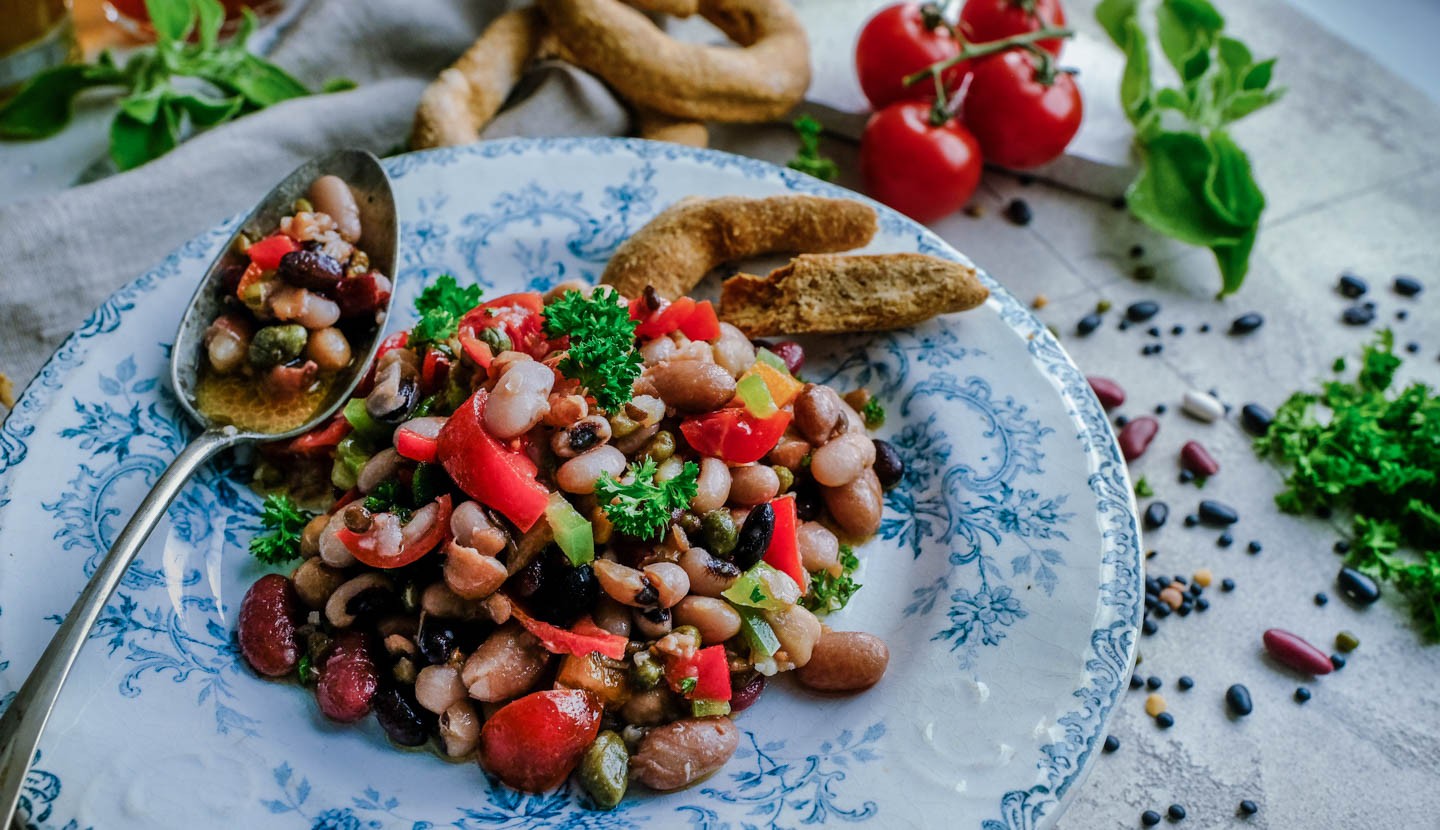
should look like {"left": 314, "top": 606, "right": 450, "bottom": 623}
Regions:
{"left": 625, "top": 0, "right": 699, "bottom": 14}
{"left": 410, "top": 8, "right": 548, "bottom": 150}
{"left": 633, "top": 107, "right": 710, "bottom": 147}
{"left": 537, "top": 0, "right": 810, "bottom": 123}
{"left": 600, "top": 195, "right": 877, "bottom": 299}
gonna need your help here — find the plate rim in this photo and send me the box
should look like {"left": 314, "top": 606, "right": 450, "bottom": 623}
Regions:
{"left": 0, "top": 136, "right": 1142, "bottom": 830}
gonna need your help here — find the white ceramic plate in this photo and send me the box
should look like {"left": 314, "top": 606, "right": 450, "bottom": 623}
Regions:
{"left": 0, "top": 138, "right": 1141, "bottom": 830}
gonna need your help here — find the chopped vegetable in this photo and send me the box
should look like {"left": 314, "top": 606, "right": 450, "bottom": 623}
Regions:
{"left": 786, "top": 115, "right": 839, "bottom": 182}
{"left": 546, "top": 493, "right": 596, "bottom": 566}
{"left": 594, "top": 458, "right": 699, "bottom": 540}
{"left": 364, "top": 480, "right": 412, "bottom": 521}
{"left": 545, "top": 288, "right": 642, "bottom": 412}
{"left": 512, "top": 607, "right": 627, "bottom": 660}
{"left": 744, "top": 361, "right": 803, "bottom": 409}
{"left": 1255, "top": 331, "right": 1440, "bottom": 637}
{"left": 736, "top": 605, "right": 781, "bottom": 657}
{"left": 436, "top": 389, "right": 550, "bottom": 531}
{"left": 754, "top": 347, "right": 791, "bottom": 375}
{"left": 861, "top": 396, "right": 886, "bottom": 429}
{"left": 761, "top": 495, "right": 803, "bottom": 586}
{"left": 735, "top": 373, "right": 778, "bottom": 418}
{"left": 665, "top": 644, "right": 731, "bottom": 701}
{"left": 337, "top": 495, "right": 451, "bottom": 569}
{"left": 412, "top": 274, "right": 483, "bottom": 348}
{"left": 691, "top": 699, "right": 732, "bottom": 718}
{"left": 722, "top": 562, "right": 795, "bottom": 612}
{"left": 330, "top": 435, "right": 370, "bottom": 491}
{"left": 680, "top": 407, "right": 793, "bottom": 465}
{"left": 802, "top": 544, "right": 862, "bottom": 615}
{"left": 248, "top": 493, "right": 315, "bottom": 565}
{"left": 245, "top": 233, "right": 300, "bottom": 271}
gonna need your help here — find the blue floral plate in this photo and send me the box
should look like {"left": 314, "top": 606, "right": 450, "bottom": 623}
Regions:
{"left": 0, "top": 138, "right": 1140, "bottom": 830}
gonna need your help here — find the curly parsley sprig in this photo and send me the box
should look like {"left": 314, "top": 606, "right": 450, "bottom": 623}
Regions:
{"left": 543, "top": 288, "right": 642, "bottom": 412}
{"left": 595, "top": 458, "right": 699, "bottom": 540}
{"left": 249, "top": 493, "right": 315, "bottom": 565}
{"left": 411, "top": 274, "right": 483, "bottom": 349}
{"left": 801, "top": 544, "right": 862, "bottom": 615}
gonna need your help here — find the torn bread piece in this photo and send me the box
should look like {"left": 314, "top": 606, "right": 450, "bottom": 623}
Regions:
{"left": 601, "top": 195, "right": 877, "bottom": 299}
{"left": 720, "top": 253, "right": 988, "bottom": 336}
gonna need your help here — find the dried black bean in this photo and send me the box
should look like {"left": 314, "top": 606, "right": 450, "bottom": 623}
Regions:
{"left": 1221, "top": 578, "right": 1235, "bottom": 592}
{"left": 1330, "top": 653, "right": 1346, "bottom": 670}
{"left": 1155, "top": 712, "right": 1174, "bottom": 728}
{"left": 1341, "top": 305, "right": 1375, "bottom": 326}
{"left": 1076, "top": 312, "right": 1102, "bottom": 336}
{"left": 1103, "top": 734, "right": 1120, "bottom": 753}
{"left": 1313, "top": 592, "right": 1328, "bottom": 606}
{"left": 373, "top": 686, "right": 434, "bottom": 747}
{"left": 732, "top": 503, "right": 775, "bottom": 570}
{"left": 528, "top": 547, "right": 598, "bottom": 626}
{"left": 1337, "top": 567, "right": 1380, "bottom": 605}
{"left": 278, "top": 249, "right": 344, "bottom": 292}
{"left": 1126, "top": 301, "right": 1160, "bottom": 322}
{"left": 1168, "top": 804, "right": 1187, "bottom": 821}
{"left": 1337, "top": 273, "right": 1368, "bottom": 298}
{"left": 1225, "top": 683, "right": 1253, "bottom": 716}
{"left": 872, "top": 439, "right": 905, "bottom": 490}
{"left": 1177, "top": 676, "right": 1194, "bottom": 690}
{"left": 1294, "top": 687, "right": 1311, "bottom": 703}
{"left": 1143, "top": 502, "right": 1169, "bottom": 530}
{"left": 1393, "top": 275, "right": 1423, "bottom": 296}
{"left": 1198, "top": 500, "right": 1239, "bottom": 526}
{"left": 1229, "top": 312, "right": 1264, "bottom": 334}
{"left": 1142, "top": 619, "right": 1158, "bottom": 635}
{"left": 1240, "top": 403, "right": 1274, "bottom": 435}
{"left": 1004, "top": 199, "right": 1033, "bottom": 225}
{"left": 345, "top": 586, "right": 397, "bottom": 622}
{"left": 418, "top": 622, "right": 456, "bottom": 665}
{"left": 1141, "top": 810, "right": 1162, "bottom": 826}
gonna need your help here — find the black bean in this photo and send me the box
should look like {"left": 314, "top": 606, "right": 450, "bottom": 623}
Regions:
{"left": 1199, "top": 323, "right": 1211, "bottom": 333}
{"left": 1176, "top": 601, "right": 1192, "bottom": 616}
{"left": 1147, "top": 326, "right": 1162, "bottom": 337}
{"left": 1229, "top": 312, "right": 1264, "bottom": 334}
{"left": 1171, "top": 325, "right": 1184, "bottom": 335}
{"left": 1221, "top": 578, "right": 1236, "bottom": 592}
{"left": 1153, "top": 603, "right": 1172, "bottom": 619}
{"left": 1076, "top": 312, "right": 1103, "bottom": 336}
{"left": 1313, "top": 592, "right": 1328, "bottom": 606}
{"left": 1142, "top": 810, "right": 1162, "bottom": 826}
{"left": 1341, "top": 305, "right": 1375, "bottom": 326}
{"left": 1129, "top": 244, "right": 1145, "bottom": 258}
{"left": 1168, "top": 804, "right": 1187, "bottom": 821}
{"left": 1146, "top": 675, "right": 1162, "bottom": 690}
{"left": 1406, "top": 341, "right": 1421, "bottom": 354}
{"left": 1154, "top": 403, "right": 1167, "bottom": 415}
{"left": 1393, "top": 275, "right": 1423, "bottom": 296}
{"left": 528, "top": 547, "right": 598, "bottom": 626}
{"left": 1004, "top": 199, "right": 1033, "bottom": 225}
{"left": 1217, "top": 532, "right": 1233, "bottom": 548}
{"left": 1337, "top": 273, "right": 1368, "bottom": 298}
{"left": 1240, "top": 403, "right": 1273, "bottom": 436}
{"left": 1144, "top": 502, "right": 1169, "bottom": 530}
{"left": 1239, "top": 799, "right": 1259, "bottom": 816}
{"left": 1177, "top": 676, "right": 1194, "bottom": 691}
{"left": 1195, "top": 598, "right": 1209, "bottom": 611}
{"left": 872, "top": 440, "right": 904, "bottom": 490}
{"left": 1198, "top": 500, "right": 1238, "bottom": 526}
{"left": 1155, "top": 712, "right": 1174, "bottom": 728}
{"left": 1118, "top": 319, "right": 1131, "bottom": 331}
{"left": 345, "top": 586, "right": 397, "bottom": 621}
{"left": 278, "top": 249, "right": 344, "bottom": 292}
{"left": 417, "top": 622, "right": 457, "bottom": 665}
{"left": 1184, "top": 513, "right": 1199, "bottom": 527}
{"left": 732, "top": 503, "right": 775, "bottom": 570}
{"left": 1103, "top": 734, "right": 1120, "bottom": 753}
{"left": 1142, "top": 619, "right": 1158, "bottom": 635}
{"left": 1247, "top": 540, "right": 1263, "bottom": 554}
{"left": 1330, "top": 653, "right": 1347, "bottom": 670}
{"left": 1294, "top": 687, "right": 1311, "bottom": 703}
{"left": 1337, "top": 567, "right": 1381, "bottom": 605}
{"left": 1225, "top": 683, "right": 1253, "bottom": 716}
{"left": 1178, "top": 469, "right": 1195, "bottom": 484}
{"left": 1130, "top": 674, "right": 1144, "bottom": 690}
{"left": 793, "top": 481, "right": 822, "bottom": 522}
{"left": 1396, "top": 309, "right": 1409, "bottom": 321}
{"left": 1127, "top": 301, "right": 1160, "bottom": 322}
{"left": 373, "top": 686, "right": 434, "bottom": 747}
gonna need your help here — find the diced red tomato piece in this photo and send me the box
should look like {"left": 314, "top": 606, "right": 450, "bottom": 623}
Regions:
{"left": 665, "top": 644, "right": 732, "bottom": 701}
{"left": 460, "top": 292, "right": 550, "bottom": 359}
{"left": 633, "top": 296, "right": 695, "bottom": 339}
{"left": 680, "top": 408, "right": 793, "bottom": 465}
{"left": 394, "top": 424, "right": 440, "bottom": 464}
{"left": 246, "top": 233, "right": 301, "bottom": 270}
{"left": 421, "top": 348, "right": 450, "bottom": 393}
{"left": 677, "top": 300, "right": 721, "bottom": 341}
{"left": 436, "top": 390, "right": 550, "bottom": 531}
{"left": 283, "top": 414, "right": 352, "bottom": 455}
{"left": 478, "top": 689, "right": 602, "bottom": 793}
{"left": 511, "top": 607, "right": 628, "bottom": 661}
{"left": 761, "top": 494, "right": 804, "bottom": 586}
{"left": 337, "top": 495, "right": 452, "bottom": 569}
{"left": 457, "top": 329, "right": 493, "bottom": 369}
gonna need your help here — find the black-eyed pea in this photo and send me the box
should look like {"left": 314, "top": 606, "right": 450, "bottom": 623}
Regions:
{"left": 643, "top": 562, "right": 690, "bottom": 608}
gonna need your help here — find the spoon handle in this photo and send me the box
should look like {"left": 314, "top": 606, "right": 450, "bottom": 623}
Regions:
{"left": 0, "top": 428, "right": 239, "bottom": 826}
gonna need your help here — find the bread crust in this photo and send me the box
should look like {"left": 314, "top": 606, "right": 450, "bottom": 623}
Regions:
{"left": 600, "top": 195, "right": 878, "bottom": 299}
{"left": 720, "top": 253, "right": 989, "bottom": 336}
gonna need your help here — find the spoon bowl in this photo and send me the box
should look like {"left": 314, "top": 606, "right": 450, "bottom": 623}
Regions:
{"left": 0, "top": 149, "right": 398, "bottom": 827}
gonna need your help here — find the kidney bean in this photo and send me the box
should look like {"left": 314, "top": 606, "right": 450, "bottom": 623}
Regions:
{"left": 316, "top": 631, "right": 378, "bottom": 722}
{"left": 374, "top": 686, "right": 434, "bottom": 747}
{"left": 238, "top": 574, "right": 303, "bottom": 677}
{"left": 278, "top": 248, "right": 345, "bottom": 292}
{"left": 1117, "top": 416, "right": 1159, "bottom": 461}
{"left": 1262, "top": 629, "right": 1334, "bottom": 675}
{"left": 486, "top": 359, "right": 554, "bottom": 438}
{"left": 794, "top": 384, "right": 844, "bottom": 445}
{"left": 765, "top": 605, "right": 822, "bottom": 667}
{"left": 557, "top": 445, "right": 627, "bottom": 495}
{"left": 673, "top": 596, "right": 741, "bottom": 643}
{"left": 291, "top": 557, "right": 345, "bottom": 609}
{"left": 440, "top": 699, "right": 481, "bottom": 757}
{"left": 691, "top": 457, "right": 732, "bottom": 513}
{"left": 1180, "top": 440, "right": 1219, "bottom": 476}
{"left": 821, "top": 468, "right": 884, "bottom": 538}
{"left": 712, "top": 323, "right": 756, "bottom": 377}
{"left": 1337, "top": 567, "right": 1381, "bottom": 605}
{"left": 633, "top": 717, "right": 740, "bottom": 792}
{"left": 334, "top": 271, "right": 391, "bottom": 318}
{"left": 650, "top": 360, "right": 736, "bottom": 412}
{"left": 768, "top": 341, "right": 805, "bottom": 373}
{"left": 795, "top": 631, "right": 890, "bottom": 691}
{"left": 463, "top": 623, "right": 552, "bottom": 701}
{"left": 810, "top": 431, "right": 876, "bottom": 488}
{"left": 730, "top": 672, "right": 766, "bottom": 712}
{"left": 308, "top": 175, "right": 362, "bottom": 241}
{"left": 797, "top": 522, "right": 841, "bottom": 575}
{"left": 415, "top": 664, "right": 467, "bottom": 714}
{"left": 871, "top": 439, "right": 904, "bottom": 491}
{"left": 444, "top": 541, "right": 508, "bottom": 600}
{"left": 728, "top": 464, "right": 780, "bottom": 506}
{"left": 1087, "top": 376, "right": 1126, "bottom": 410}
{"left": 679, "top": 547, "right": 741, "bottom": 598}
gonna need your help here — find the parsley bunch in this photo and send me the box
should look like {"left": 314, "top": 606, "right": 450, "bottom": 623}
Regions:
{"left": 1256, "top": 331, "right": 1440, "bottom": 637}
{"left": 412, "top": 274, "right": 483, "bottom": 348}
{"left": 543, "top": 288, "right": 643, "bottom": 412}
{"left": 249, "top": 493, "right": 315, "bottom": 565}
{"left": 0, "top": 0, "right": 352, "bottom": 171}
{"left": 802, "top": 544, "right": 862, "bottom": 615}
{"left": 786, "top": 115, "right": 838, "bottom": 182}
{"left": 595, "top": 458, "right": 699, "bottom": 540}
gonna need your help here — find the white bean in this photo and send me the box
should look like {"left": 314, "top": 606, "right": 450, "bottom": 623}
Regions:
{"left": 1182, "top": 389, "right": 1224, "bottom": 422}
{"left": 450, "top": 500, "right": 507, "bottom": 556}
{"left": 797, "top": 522, "right": 841, "bottom": 576}
{"left": 204, "top": 315, "right": 252, "bottom": 373}
{"left": 691, "top": 457, "right": 732, "bottom": 513}
{"left": 440, "top": 699, "right": 481, "bottom": 757}
{"left": 318, "top": 511, "right": 356, "bottom": 567}
{"left": 357, "top": 448, "right": 403, "bottom": 494}
{"left": 485, "top": 359, "right": 554, "bottom": 439}
{"left": 673, "top": 596, "right": 742, "bottom": 644}
{"left": 810, "top": 431, "right": 876, "bottom": 488}
{"left": 415, "top": 664, "right": 466, "bottom": 714}
{"left": 306, "top": 327, "right": 352, "bottom": 371}
{"left": 727, "top": 464, "right": 780, "bottom": 506}
{"left": 641, "top": 336, "right": 677, "bottom": 365}
{"left": 712, "top": 323, "right": 756, "bottom": 377}
{"left": 269, "top": 285, "right": 341, "bottom": 330}
{"left": 557, "top": 444, "right": 626, "bottom": 494}
{"left": 308, "top": 175, "right": 362, "bottom": 243}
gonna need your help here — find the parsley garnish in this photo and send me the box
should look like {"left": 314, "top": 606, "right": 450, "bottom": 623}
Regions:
{"left": 677, "top": 676, "right": 698, "bottom": 695}
{"left": 1134, "top": 477, "right": 1154, "bottom": 498}
{"left": 297, "top": 655, "right": 316, "bottom": 684}
{"left": 412, "top": 274, "right": 483, "bottom": 348}
{"left": 861, "top": 396, "right": 886, "bottom": 429}
{"left": 802, "top": 544, "right": 862, "bottom": 615}
{"left": 249, "top": 493, "right": 314, "bottom": 565}
{"left": 364, "top": 480, "right": 413, "bottom": 522}
{"left": 1256, "top": 330, "right": 1440, "bottom": 637}
{"left": 786, "top": 115, "right": 838, "bottom": 182}
{"left": 543, "top": 287, "right": 642, "bottom": 412}
{"left": 594, "top": 458, "right": 699, "bottom": 540}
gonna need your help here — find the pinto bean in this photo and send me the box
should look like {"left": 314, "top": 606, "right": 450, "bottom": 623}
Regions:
{"left": 306, "top": 326, "right": 352, "bottom": 371}
{"left": 620, "top": 687, "right": 677, "bottom": 726}
{"left": 797, "top": 522, "right": 841, "bottom": 576}
{"left": 633, "top": 717, "right": 740, "bottom": 792}
{"left": 643, "top": 562, "right": 690, "bottom": 608}
{"left": 558, "top": 445, "right": 626, "bottom": 494}
{"left": 440, "top": 699, "right": 481, "bottom": 757}
{"left": 711, "top": 323, "right": 756, "bottom": 378}
{"left": 421, "top": 582, "right": 483, "bottom": 620}
{"left": 485, "top": 359, "right": 554, "bottom": 438}
{"left": 765, "top": 604, "right": 822, "bottom": 668}
{"left": 727, "top": 465, "right": 780, "bottom": 506}
{"left": 593, "top": 596, "right": 632, "bottom": 638}
{"left": 300, "top": 512, "right": 328, "bottom": 558}
{"left": 822, "top": 468, "right": 883, "bottom": 538}
{"left": 795, "top": 631, "right": 890, "bottom": 692}
{"left": 649, "top": 360, "right": 736, "bottom": 412}
{"left": 673, "top": 596, "right": 741, "bottom": 644}
{"left": 462, "top": 623, "right": 551, "bottom": 702}
{"left": 690, "top": 457, "right": 732, "bottom": 514}
{"left": 443, "top": 541, "right": 508, "bottom": 600}
{"left": 291, "top": 557, "right": 346, "bottom": 609}
{"left": 308, "top": 175, "right": 362, "bottom": 242}
{"left": 767, "top": 435, "right": 812, "bottom": 471}
{"left": 268, "top": 285, "right": 341, "bottom": 330}
{"left": 415, "top": 664, "right": 467, "bottom": 714}
{"left": 810, "top": 431, "right": 876, "bottom": 488}
{"left": 678, "top": 547, "right": 740, "bottom": 598}
{"left": 794, "top": 384, "right": 845, "bottom": 445}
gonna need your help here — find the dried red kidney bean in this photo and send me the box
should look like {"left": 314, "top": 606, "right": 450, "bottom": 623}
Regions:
{"left": 767, "top": 341, "right": 805, "bottom": 374}
{"left": 1262, "top": 629, "right": 1334, "bottom": 675}
{"left": 333, "top": 272, "right": 391, "bottom": 318}
{"left": 731, "top": 672, "right": 766, "bottom": 712}
{"left": 238, "top": 574, "right": 303, "bottom": 677}
{"left": 1180, "top": 440, "right": 1219, "bottom": 476}
{"left": 1118, "top": 416, "right": 1159, "bottom": 461}
{"left": 1087, "top": 376, "right": 1126, "bottom": 410}
{"left": 316, "top": 630, "right": 380, "bottom": 722}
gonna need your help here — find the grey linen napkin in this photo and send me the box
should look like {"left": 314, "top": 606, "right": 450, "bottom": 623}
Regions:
{"left": 0, "top": 0, "right": 630, "bottom": 401}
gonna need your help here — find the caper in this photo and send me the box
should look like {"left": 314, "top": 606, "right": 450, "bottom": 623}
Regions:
{"left": 578, "top": 730, "right": 629, "bottom": 810}
{"left": 643, "top": 430, "right": 676, "bottom": 463}
{"left": 608, "top": 411, "right": 639, "bottom": 439}
{"left": 479, "top": 326, "right": 512, "bottom": 353}
{"left": 249, "top": 324, "right": 308, "bottom": 368}
{"left": 231, "top": 231, "right": 253, "bottom": 255}
{"left": 773, "top": 465, "right": 795, "bottom": 494}
{"left": 293, "top": 197, "right": 315, "bottom": 214}
{"left": 678, "top": 512, "right": 703, "bottom": 537}
{"left": 702, "top": 509, "right": 739, "bottom": 558}
{"left": 630, "top": 651, "right": 664, "bottom": 689}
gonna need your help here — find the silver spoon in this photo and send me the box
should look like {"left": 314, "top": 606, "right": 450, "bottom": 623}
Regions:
{"left": 0, "top": 149, "right": 398, "bottom": 826}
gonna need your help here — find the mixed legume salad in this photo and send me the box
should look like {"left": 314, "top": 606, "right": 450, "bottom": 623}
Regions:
{"left": 237, "top": 278, "right": 900, "bottom": 806}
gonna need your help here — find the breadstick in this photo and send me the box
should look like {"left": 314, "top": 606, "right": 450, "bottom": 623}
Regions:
{"left": 720, "top": 253, "right": 989, "bottom": 336}
{"left": 601, "top": 195, "right": 877, "bottom": 299}
{"left": 626, "top": 0, "right": 699, "bottom": 14}
{"left": 633, "top": 107, "right": 709, "bottom": 147}
{"left": 410, "top": 8, "right": 548, "bottom": 150}
{"left": 537, "top": 0, "right": 810, "bottom": 123}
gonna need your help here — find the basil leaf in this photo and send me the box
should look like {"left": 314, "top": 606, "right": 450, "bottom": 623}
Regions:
{"left": 170, "top": 91, "right": 243, "bottom": 126}
{"left": 1212, "top": 227, "right": 1256, "bottom": 298}
{"left": 110, "top": 102, "right": 180, "bottom": 171}
{"left": 1222, "top": 88, "right": 1283, "bottom": 122}
{"left": 1203, "top": 130, "right": 1264, "bottom": 229}
{"left": 1118, "top": 19, "right": 1152, "bottom": 125}
{"left": 193, "top": 0, "right": 226, "bottom": 51}
{"left": 200, "top": 54, "right": 310, "bottom": 107}
{"left": 1243, "top": 58, "right": 1276, "bottom": 91}
{"left": 118, "top": 87, "right": 166, "bottom": 125}
{"left": 144, "top": 0, "right": 194, "bottom": 44}
{"left": 0, "top": 64, "right": 123, "bottom": 139}
{"left": 1126, "top": 131, "right": 1247, "bottom": 247}
{"left": 322, "top": 77, "right": 358, "bottom": 94}
{"left": 1094, "top": 0, "right": 1138, "bottom": 47}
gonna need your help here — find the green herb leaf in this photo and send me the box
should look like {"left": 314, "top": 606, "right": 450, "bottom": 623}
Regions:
{"left": 110, "top": 104, "right": 181, "bottom": 171}
{"left": 170, "top": 91, "right": 245, "bottom": 127}
{"left": 411, "top": 274, "right": 483, "bottom": 348}
{"left": 801, "top": 544, "right": 862, "bottom": 615}
{"left": 1134, "top": 477, "right": 1154, "bottom": 498}
{"left": 364, "top": 480, "right": 413, "bottom": 522}
{"left": 145, "top": 0, "right": 194, "bottom": 44}
{"left": 322, "top": 77, "right": 359, "bottom": 93}
{"left": 544, "top": 288, "right": 642, "bottom": 413}
{"left": 786, "top": 115, "right": 838, "bottom": 182}
{"left": 861, "top": 396, "right": 886, "bottom": 429}
{"left": 0, "top": 64, "right": 125, "bottom": 139}
{"left": 1117, "top": 20, "right": 1152, "bottom": 126}
{"left": 677, "top": 676, "right": 697, "bottom": 695}
{"left": 1127, "top": 132, "right": 1247, "bottom": 247}
{"left": 194, "top": 0, "right": 226, "bottom": 51}
{"left": 249, "top": 493, "right": 315, "bottom": 565}
{"left": 595, "top": 458, "right": 700, "bottom": 540}
{"left": 1095, "top": 0, "right": 1139, "bottom": 46}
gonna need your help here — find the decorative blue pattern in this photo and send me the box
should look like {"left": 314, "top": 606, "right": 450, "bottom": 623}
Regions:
{"left": 0, "top": 137, "right": 1140, "bottom": 830}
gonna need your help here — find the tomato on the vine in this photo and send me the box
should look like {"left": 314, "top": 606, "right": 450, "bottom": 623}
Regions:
{"left": 859, "top": 100, "right": 983, "bottom": 223}
{"left": 959, "top": 0, "right": 1068, "bottom": 57}
{"left": 854, "top": 3, "right": 969, "bottom": 110}
{"left": 962, "top": 49, "right": 1082, "bottom": 170}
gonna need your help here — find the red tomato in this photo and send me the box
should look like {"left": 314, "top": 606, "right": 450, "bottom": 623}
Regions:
{"left": 337, "top": 495, "right": 451, "bottom": 569}
{"left": 436, "top": 390, "right": 550, "bottom": 530}
{"left": 479, "top": 689, "right": 602, "bottom": 792}
{"left": 676, "top": 300, "right": 720, "bottom": 341}
{"left": 761, "top": 495, "right": 803, "bottom": 587}
{"left": 859, "top": 101, "right": 983, "bottom": 223}
{"left": 460, "top": 292, "right": 549, "bottom": 359}
{"left": 959, "top": 0, "right": 1068, "bottom": 57}
{"left": 282, "top": 414, "right": 352, "bottom": 455}
{"left": 680, "top": 408, "right": 793, "bottom": 465}
{"left": 245, "top": 233, "right": 300, "bottom": 270}
{"left": 962, "top": 50, "right": 1082, "bottom": 170}
{"left": 854, "top": 3, "right": 969, "bottom": 110}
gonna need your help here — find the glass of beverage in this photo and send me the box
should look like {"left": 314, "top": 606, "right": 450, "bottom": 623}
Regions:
{"left": 0, "top": 0, "right": 79, "bottom": 98}
{"left": 103, "top": 0, "right": 288, "bottom": 40}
